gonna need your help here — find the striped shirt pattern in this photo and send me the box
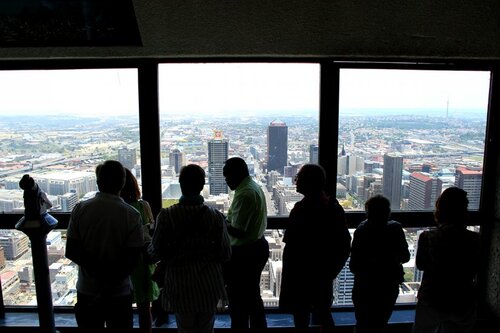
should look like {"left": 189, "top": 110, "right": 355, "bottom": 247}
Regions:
{"left": 150, "top": 203, "right": 231, "bottom": 312}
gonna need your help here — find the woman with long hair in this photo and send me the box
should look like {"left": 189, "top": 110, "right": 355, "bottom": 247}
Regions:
{"left": 120, "top": 168, "right": 160, "bottom": 333}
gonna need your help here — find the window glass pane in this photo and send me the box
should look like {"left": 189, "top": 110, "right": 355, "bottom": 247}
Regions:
{"left": 338, "top": 69, "right": 490, "bottom": 211}
{"left": 0, "top": 69, "right": 140, "bottom": 214}
{"left": 0, "top": 229, "right": 77, "bottom": 306}
{"left": 159, "top": 63, "right": 320, "bottom": 216}
{"left": 0, "top": 69, "right": 139, "bottom": 306}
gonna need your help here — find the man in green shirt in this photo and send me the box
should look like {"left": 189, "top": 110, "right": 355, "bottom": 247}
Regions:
{"left": 223, "top": 157, "right": 269, "bottom": 333}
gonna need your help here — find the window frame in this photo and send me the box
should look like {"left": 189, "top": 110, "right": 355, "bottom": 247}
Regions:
{"left": 0, "top": 58, "right": 496, "bottom": 315}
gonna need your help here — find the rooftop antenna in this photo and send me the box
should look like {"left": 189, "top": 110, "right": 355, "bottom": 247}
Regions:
{"left": 446, "top": 96, "right": 449, "bottom": 119}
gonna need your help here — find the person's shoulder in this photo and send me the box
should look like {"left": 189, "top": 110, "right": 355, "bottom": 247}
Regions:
{"left": 353, "top": 220, "right": 368, "bottom": 235}
{"left": 205, "top": 206, "right": 225, "bottom": 223}
{"left": 387, "top": 220, "right": 403, "bottom": 229}
{"left": 236, "top": 182, "right": 262, "bottom": 200}
{"left": 356, "top": 220, "right": 368, "bottom": 229}
{"left": 291, "top": 198, "right": 306, "bottom": 210}
{"left": 419, "top": 228, "right": 438, "bottom": 241}
{"left": 463, "top": 228, "right": 481, "bottom": 242}
{"left": 158, "top": 203, "right": 181, "bottom": 216}
{"left": 72, "top": 195, "right": 99, "bottom": 210}
{"left": 138, "top": 198, "right": 152, "bottom": 209}
{"left": 121, "top": 201, "right": 141, "bottom": 218}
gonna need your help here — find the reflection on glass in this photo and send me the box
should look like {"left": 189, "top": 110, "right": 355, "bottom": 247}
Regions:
{"left": 338, "top": 69, "right": 490, "bottom": 212}
{"left": 0, "top": 69, "right": 140, "bottom": 214}
{"left": 158, "top": 63, "right": 320, "bottom": 216}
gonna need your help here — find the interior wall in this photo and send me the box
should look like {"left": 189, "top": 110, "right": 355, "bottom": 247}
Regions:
{"left": 0, "top": 0, "right": 499, "bottom": 60}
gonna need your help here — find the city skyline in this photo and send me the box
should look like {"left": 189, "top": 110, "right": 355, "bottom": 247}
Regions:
{"left": 0, "top": 110, "right": 486, "bottom": 308}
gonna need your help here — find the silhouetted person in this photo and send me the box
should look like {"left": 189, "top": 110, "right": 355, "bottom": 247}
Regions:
{"left": 66, "top": 160, "right": 144, "bottom": 332}
{"left": 120, "top": 168, "right": 160, "bottom": 333}
{"left": 223, "top": 157, "right": 269, "bottom": 333}
{"left": 279, "top": 164, "right": 351, "bottom": 333}
{"left": 412, "top": 187, "right": 480, "bottom": 333}
{"left": 350, "top": 194, "right": 410, "bottom": 333}
{"left": 149, "top": 164, "right": 231, "bottom": 333}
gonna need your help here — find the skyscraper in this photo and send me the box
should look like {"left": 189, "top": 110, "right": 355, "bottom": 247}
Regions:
{"left": 383, "top": 153, "right": 403, "bottom": 210}
{"left": 267, "top": 120, "right": 288, "bottom": 174}
{"left": 408, "top": 172, "right": 443, "bottom": 210}
{"left": 169, "top": 148, "right": 184, "bottom": 175}
{"left": 118, "top": 147, "right": 137, "bottom": 170}
{"left": 455, "top": 166, "right": 482, "bottom": 210}
{"left": 309, "top": 144, "right": 318, "bottom": 164}
{"left": 338, "top": 154, "right": 364, "bottom": 176}
{"left": 208, "top": 130, "right": 229, "bottom": 195}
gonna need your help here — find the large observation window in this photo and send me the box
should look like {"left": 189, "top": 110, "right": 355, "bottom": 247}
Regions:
{"left": 158, "top": 63, "right": 320, "bottom": 216}
{"left": 338, "top": 69, "right": 490, "bottom": 212}
{"left": 0, "top": 63, "right": 491, "bottom": 311}
{"left": 0, "top": 68, "right": 140, "bottom": 214}
{"left": 0, "top": 68, "right": 140, "bottom": 307}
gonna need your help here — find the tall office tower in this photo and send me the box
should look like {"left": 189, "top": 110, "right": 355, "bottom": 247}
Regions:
{"left": 455, "top": 166, "right": 483, "bottom": 210}
{"left": 383, "top": 153, "right": 403, "bottom": 210}
{"left": 250, "top": 146, "right": 261, "bottom": 160}
{"left": 309, "top": 144, "right": 318, "bottom": 164}
{"left": 339, "top": 144, "right": 346, "bottom": 157}
{"left": 364, "top": 161, "right": 381, "bottom": 174}
{"left": 267, "top": 120, "right": 288, "bottom": 174}
{"left": 408, "top": 172, "right": 443, "bottom": 210}
{"left": 208, "top": 130, "right": 229, "bottom": 195}
{"left": 267, "top": 170, "right": 280, "bottom": 192}
{"left": 284, "top": 163, "right": 301, "bottom": 182}
{"left": 333, "top": 257, "right": 354, "bottom": 305}
{"left": 0, "top": 247, "right": 6, "bottom": 270}
{"left": 169, "top": 148, "right": 184, "bottom": 175}
{"left": 338, "top": 154, "right": 364, "bottom": 176}
{"left": 118, "top": 147, "right": 137, "bottom": 170}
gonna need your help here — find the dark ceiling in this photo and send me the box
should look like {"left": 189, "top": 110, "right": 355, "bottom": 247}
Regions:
{"left": 0, "top": 0, "right": 141, "bottom": 47}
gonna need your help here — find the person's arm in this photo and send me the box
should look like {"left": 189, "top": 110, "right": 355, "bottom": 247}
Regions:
{"left": 65, "top": 236, "right": 86, "bottom": 267}
{"left": 226, "top": 222, "right": 246, "bottom": 238}
{"left": 397, "top": 225, "right": 411, "bottom": 264}
{"left": 349, "top": 228, "right": 360, "bottom": 274}
{"left": 40, "top": 191, "right": 53, "bottom": 210}
{"left": 65, "top": 207, "right": 99, "bottom": 273}
{"left": 415, "top": 232, "right": 430, "bottom": 271}
{"left": 219, "top": 217, "right": 232, "bottom": 262}
{"left": 227, "top": 191, "right": 256, "bottom": 239}
{"left": 65, "top": 206, "right": 82, "bottom": 265}
{"left": 148, "top": 208, "right": 169, "bottom": 263}
{"left": 116, "top": 214, "right": 144, "bottom": 278}
{"left": 142, "top": 200, "right": 154, "bottom": 225}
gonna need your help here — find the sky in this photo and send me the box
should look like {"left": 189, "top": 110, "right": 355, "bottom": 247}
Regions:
{"left": 339, "top": 69, "right": 491, "bottom": 113}
{"left": 0, "top": 64, "right": 491, "bottom": 118}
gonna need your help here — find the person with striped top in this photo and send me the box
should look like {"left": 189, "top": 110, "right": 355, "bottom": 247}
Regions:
{"left": 149, "top": 164, "right": 232, "bottom": 333}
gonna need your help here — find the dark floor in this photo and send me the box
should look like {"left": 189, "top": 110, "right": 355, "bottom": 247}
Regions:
{"left": 0, "top": 310, "right": 497, "bottom": 332}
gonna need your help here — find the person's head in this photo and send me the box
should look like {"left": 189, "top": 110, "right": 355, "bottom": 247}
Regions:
{"left": 179, "top": 164, "right": 206, "bottom": 196}
{"left": 223, "top": 157, "right": 249, "bottom": 190}
{"left": 95, "top": 163, "right": 103, "bottom": 179}
{"left": 96, "top": 160, "right": 126, "bottom": 195}
{"left": 434, "top": 187, "right": 469, "bottom": 226}
{"left": 365, "top": 195, "right": 391, "bottom": 223}
{"left": 19, "top": 174, "right": 35, "bottom": 191}
{"left": 120, "top": 168, "right": 141, "bottom": 203}
{"left": 295, "top": 164, "right": 326, "bottom": 196}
